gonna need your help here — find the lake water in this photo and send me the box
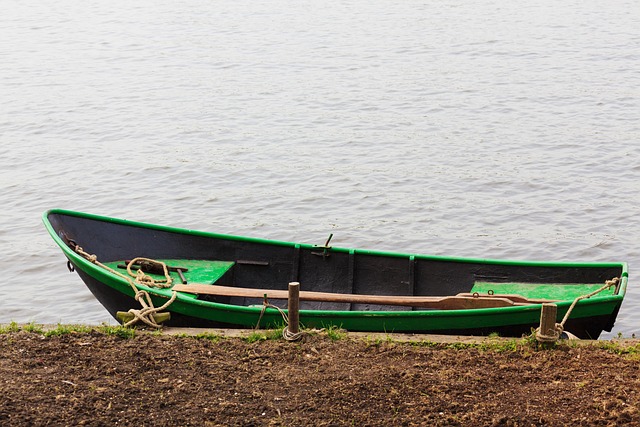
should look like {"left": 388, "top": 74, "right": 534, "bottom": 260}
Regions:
{"left": 1, "top": 0, "right": 639, "bottom": 338}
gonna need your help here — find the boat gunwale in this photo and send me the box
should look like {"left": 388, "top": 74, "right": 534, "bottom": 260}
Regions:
{"left": 43, "top": 208, "right": 630, "bottom": 272}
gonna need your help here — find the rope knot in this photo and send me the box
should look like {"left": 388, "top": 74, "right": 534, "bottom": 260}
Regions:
{"left": 535, "top": 323, "right": 564, "bottom": 343}
{"left": 127, "top": 258, "right": 173, "bottom": 288}
{"left": 536, "top": 277, "right": 620, "bottom": 343}
{"left": 71, "top": 247, "right": 177, "bottom": 329}
{"left": 605, "top": 277, "right": 620, "bottom": 288}
{"left": 135, "top": 269, "right": 156, "bottom": 285}
{"left": 74, "top": 246, "right": 97, "bottom": 263}
{"left": 255, "top": 295, "right": 303, "bottom": 341}
{"left": 134, "top": 289, "right": 149, "bottom": 302}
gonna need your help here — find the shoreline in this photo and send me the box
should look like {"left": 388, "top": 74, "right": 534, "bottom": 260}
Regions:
{"left": 3, "top": 322, "right": 639, "bottom": 346}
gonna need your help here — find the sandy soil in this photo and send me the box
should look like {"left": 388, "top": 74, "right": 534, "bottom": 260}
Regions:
{"left": 1, "top": 329, "right": 639, "bottom": 426}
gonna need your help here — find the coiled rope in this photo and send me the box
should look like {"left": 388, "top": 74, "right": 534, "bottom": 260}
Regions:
{"left": 255, "top": 296, "right": 303, "bottom": 341}
{"left": 535, "top": 277, "right": 620, "bottom": 342}
{"left": 72, "top": 246, "right": 177, "bottom": 328}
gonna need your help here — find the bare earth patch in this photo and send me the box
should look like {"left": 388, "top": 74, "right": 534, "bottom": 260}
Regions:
{"left": 1, "top": 331, "right": 639, "bottom": 426}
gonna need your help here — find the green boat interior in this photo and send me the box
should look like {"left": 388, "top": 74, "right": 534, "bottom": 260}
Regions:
{"left": 102, "top": 258, "right": 620, "bottom": 311}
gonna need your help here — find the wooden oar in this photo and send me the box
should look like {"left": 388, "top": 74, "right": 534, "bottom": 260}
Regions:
{"left": 171, "top": 284, "right": 534, "bottom": 310}
{"left": 457, "top": 293, "right": 558, "bottom": 304}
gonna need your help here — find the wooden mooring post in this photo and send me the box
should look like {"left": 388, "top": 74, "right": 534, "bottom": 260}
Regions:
{"left": 287, "top": 282, "right": 300, "bottom": 336}
{"left": 537, "top": 303, "right": 558, "bottom": 343}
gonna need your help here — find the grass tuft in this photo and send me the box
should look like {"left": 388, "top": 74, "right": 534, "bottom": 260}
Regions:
{"left": 243, "top": 325, "right": 288, "bottom": 343}
{"left": 0, "top": 321, "right": 21, "bottom": 334}
{"left": 364, "top": 334, "right": 395, "bottom": 347}
{"left": 43, "top": 324, "right": 93, "bottom": 337}
{"left": 266, "top": 326, "right": 285, "bottom": 340}
{"left": 325, "top": 325, "right": 347, "bottom": 341}
{"left": 23, "top": 322, "right": 44, "bottom": 334}
{"left": 244, "top": 331, "right": 268, "bottom": 343}
{"left": 596, "top": 340, "right": 640, "bottom": 358}
{"left": 192, "top": 332, "right": 224, "bottom": 342}
{"left": 96, "top": 324, "right": 137, "bottom": 339}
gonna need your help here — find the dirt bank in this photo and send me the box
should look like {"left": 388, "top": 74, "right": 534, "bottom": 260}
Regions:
{"left": 1, "top": 328, "right": 639, "bottom": 426}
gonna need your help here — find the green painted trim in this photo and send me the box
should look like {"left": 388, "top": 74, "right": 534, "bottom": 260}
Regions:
{"left": 44, "top": 209, "right": 629, "bottom": 271}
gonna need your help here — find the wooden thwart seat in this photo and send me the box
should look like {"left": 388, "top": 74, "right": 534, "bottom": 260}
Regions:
{"left": 171, "top": 284, "right": 556, "bottom": 310}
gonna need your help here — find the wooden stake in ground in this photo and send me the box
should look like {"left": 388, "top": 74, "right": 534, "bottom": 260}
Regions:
{"left": 537, "top": 303, "right": 559, "bottom": 343}
{"left": 288, "top": 282, "right": 300, "bottom": 336}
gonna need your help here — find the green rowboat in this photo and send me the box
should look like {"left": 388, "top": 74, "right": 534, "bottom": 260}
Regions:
{"left": 43, "top": 209, "right": 627, "bottom": 338}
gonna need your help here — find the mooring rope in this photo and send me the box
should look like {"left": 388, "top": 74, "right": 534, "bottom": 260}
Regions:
{"left": 535, "top": 277, "right": 620, "bottom": 342}
{"left": 255, "top": 296, "right": 303, "bottom": 341}
{"left": 71, "top": 246, "right": 177, "bottom": 328}
{"left": 125, "top": 257, "right": 173, "bottom": 288}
